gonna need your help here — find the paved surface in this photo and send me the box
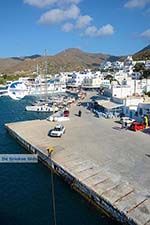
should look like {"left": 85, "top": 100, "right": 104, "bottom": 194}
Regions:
{"left": 6, "top": 92, "right": 150, "bottom": 225}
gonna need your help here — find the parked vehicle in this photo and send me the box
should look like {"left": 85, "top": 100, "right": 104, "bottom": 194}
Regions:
{"left": 48, "top": 124, "right": 65, "bottom": 137}
{"left": 77, "top": 102, "right": 81, "bottom": 106}
{"left": 64, "top": 110, "right": 70, "bottom": 117}
{"left": 130, "top": 122, "right": 145, "bottom": 131}
{"left": 120, "top": 117, "right": 135, "bottom": 125}
{"left": 105, "top": 112, "right": 114, "bottom": 119}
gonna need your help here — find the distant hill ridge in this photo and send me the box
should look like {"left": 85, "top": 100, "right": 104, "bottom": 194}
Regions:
{"left": 137, "top": 44, "right": 150, "bottom": 53}
{"left": 0, "top": 45, "right": 149, "bottom": 75}
{"left": 133, "top": 44, "right": 150, "bottom": 61}
{"left": 11, "top": 54, "right": 41, "bottom": 61}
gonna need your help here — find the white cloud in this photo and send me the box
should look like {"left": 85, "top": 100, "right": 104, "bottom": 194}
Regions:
{"left": 84, "top": 26, "right": 97, "bottom": 37}
{"left": 124, "top": 0, "right": 150, "bottom": 8}
{"left": 66, "top": 4, "right": 80, "bottom": 19}
{"left": 24, "top": 0, "right": 81, "bottom": 8}
{"left": 62, "top": 22, "right": 74, "bottom": 32}
{"left": 61, "top": 15, "right": 93, "bottom": 32}
{"left": 24, "top": 0, "right": 115, "bottom": 38}
{"left": 59, "top": 0, "right": 81, "bottom": 5}
{"left": 140, "top": 28, "right": 150, "bottom": 40}
{"left": 76, "top": 15, "right": 92, "bottom": 29}
{"left": 84, "top": 24, "right": 115, "bottom": 37}
{"left": 39, "top": 4, "right": 80, "bottom": 24}
{"left": 24, "top": 0, "right": 56, "bottom": 7}
{"left": 98, "top": 24, "right": 114, "bottom": 36}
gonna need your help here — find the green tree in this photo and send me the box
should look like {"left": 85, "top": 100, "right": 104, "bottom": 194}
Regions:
{"left": 134, "top": 63, "right": 145, "bottom": 73}
{"left": 104, "top": 74, "right": 120, "bottom": 84}
{"left": 105, "top": 74, "right": 113, "bottom": 80}
{"left": 0, "top": 78, "right": 6, "bottom": 85}
{"left": 142, "top": 69, "right": 150, "bottom": 79}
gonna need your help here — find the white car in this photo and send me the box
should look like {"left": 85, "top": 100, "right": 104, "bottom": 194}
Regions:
{"left": 49, "top": 124, "right": 65, "bottom": 137}
{"left": 120, "top": 117, "right": 135, "bottom": 125}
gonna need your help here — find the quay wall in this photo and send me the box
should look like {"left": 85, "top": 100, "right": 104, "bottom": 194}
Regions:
{"left": 5, "top": 125, "right": 137, "bottom": 225}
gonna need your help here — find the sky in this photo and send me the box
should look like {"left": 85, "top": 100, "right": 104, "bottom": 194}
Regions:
{"left": 0, "top": 0, "right": 149, "bottom": 57}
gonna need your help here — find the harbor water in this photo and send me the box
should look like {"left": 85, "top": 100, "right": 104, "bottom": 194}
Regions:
{"left": 0, "top": 96, "right": 121, "bottom": 225}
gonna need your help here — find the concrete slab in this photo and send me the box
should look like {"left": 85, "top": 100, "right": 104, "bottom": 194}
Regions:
{"left": 78, "top": 168, "right": 105, "bottom": 181}
{"left": 93, "top": 178, "right": 120, "bottom": 195}
{"left": 102, "top": 182, "right": 134, "bottom": 204}
{"left": 128, "top": 199, "right": 150, "bottom": 225}
{"left": 115, "top": 192, "right": 147, "bottom": 213}
{"left": 83, "top": 171, "right": 110, "bottom": 187}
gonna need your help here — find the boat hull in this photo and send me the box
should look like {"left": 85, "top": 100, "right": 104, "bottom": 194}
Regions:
{"left": 25, "top": 105, "right": 59, "bottom": 113}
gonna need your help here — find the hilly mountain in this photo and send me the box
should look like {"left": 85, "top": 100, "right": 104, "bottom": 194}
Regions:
{"left": 0, "top": 48, "right": 112, "bottom": 75}
{"left": 138, "top": 44, "right": 150, "bottom": 52}
{"left": 133, "top": 44, "right": 150, "bottom": 60}
{"left": 0, "top": 45, "right": 149, "bottom": 75}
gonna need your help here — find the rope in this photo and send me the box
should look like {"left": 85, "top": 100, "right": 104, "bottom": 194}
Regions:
{"left": 50, "top": 154, "right": 57, "bottom": 225}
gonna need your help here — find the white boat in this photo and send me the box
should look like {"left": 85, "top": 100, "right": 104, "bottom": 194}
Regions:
{"left": 0, "top": 89, "right": 8, "bottom": 97}
{"left": 25, "top": 104, "right": 59, "bottom": 112}
{"left": 47, "top": 109, "right": 70, "bottom": 122}
{"left": 25, "top": 57, "right": 66, "bottom": 111}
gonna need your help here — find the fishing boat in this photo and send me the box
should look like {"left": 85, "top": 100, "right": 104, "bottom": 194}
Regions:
{"left": 25, "top": 103, "right": 59, "bottom": 112}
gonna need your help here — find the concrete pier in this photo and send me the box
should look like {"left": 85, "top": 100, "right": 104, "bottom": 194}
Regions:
{"left": 5, "top": 96, "right": 150, "bottom": 225}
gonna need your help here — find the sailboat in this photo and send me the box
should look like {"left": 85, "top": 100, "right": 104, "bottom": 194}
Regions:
{"left": 25, "top": 51, "right": 59, "bottom": 113}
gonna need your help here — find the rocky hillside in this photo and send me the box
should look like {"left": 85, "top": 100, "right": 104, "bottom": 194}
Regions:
{"left": 0, "top": 48, "right": 111, "bottom": 75}
{"left": 0, "top": 45, "right": 149, "bottom": 75}
{"left": 133, "top": 44, "right": 150, "bottom": 60}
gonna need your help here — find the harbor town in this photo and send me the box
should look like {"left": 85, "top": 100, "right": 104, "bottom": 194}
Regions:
{"left": 1, "top": 54, "right": 150, "bottom": 225}
{"left": 0, "top": 1, "right": 150, "bottom": 224}
{"left": 1, "top": 55, "right": 150, "bottom": 122}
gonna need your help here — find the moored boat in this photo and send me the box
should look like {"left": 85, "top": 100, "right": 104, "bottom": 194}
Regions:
{"left": 47, "top": 109, "right": 70, "bottom": 122}
{"left": 25, "top": 104, "right": 59, "bottom": 112}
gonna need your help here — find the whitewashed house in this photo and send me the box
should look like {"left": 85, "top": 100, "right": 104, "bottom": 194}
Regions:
{"left": 137, "top": 100, "right": 150, "bottom": 116}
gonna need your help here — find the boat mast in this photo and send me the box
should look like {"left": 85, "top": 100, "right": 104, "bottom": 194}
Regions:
{"left": 44, "top": 49, "right": 48, "bottom": 102}
{"left": 37, "top": 64, "right": 42, "bottom": 100}
{"left": 36, "top": 64, "right": 39, "bottom": 96}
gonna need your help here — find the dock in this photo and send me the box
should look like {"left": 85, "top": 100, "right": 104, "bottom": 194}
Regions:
{"left": 5, "top": 95, "right": 150, "bottom": 225}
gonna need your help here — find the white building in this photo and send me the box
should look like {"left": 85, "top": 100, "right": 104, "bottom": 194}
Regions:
{"left": 112, "top": 61, "right": 124, "bottom": 70}
{"left": 100, "top": 61, "right": 112, "bottom": 70}
{"left": 111, "top": 78, "right": 150, "bottom": 99}
{"left": 68, "top": 72, "right": 89, "bottom": 87}
{"left": 67, "top": 70, "right": 104, "bottom": 88}
{"left": 124, "top": 56, "right": 133, "bottom": 66}
{"left": 145, "top": 60, "right": 150, "bottom": 69}
{"left": 114, "top": 71, "right": 128, "bottom": 83}
{"left": 122, "top": 97, "right": 144, "bottom": 118}
{"left": 82, "top": 77, "right": 102, "bottom": 88}
{"left": 137, "top": 101, "right": 150, "bottom": 116}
